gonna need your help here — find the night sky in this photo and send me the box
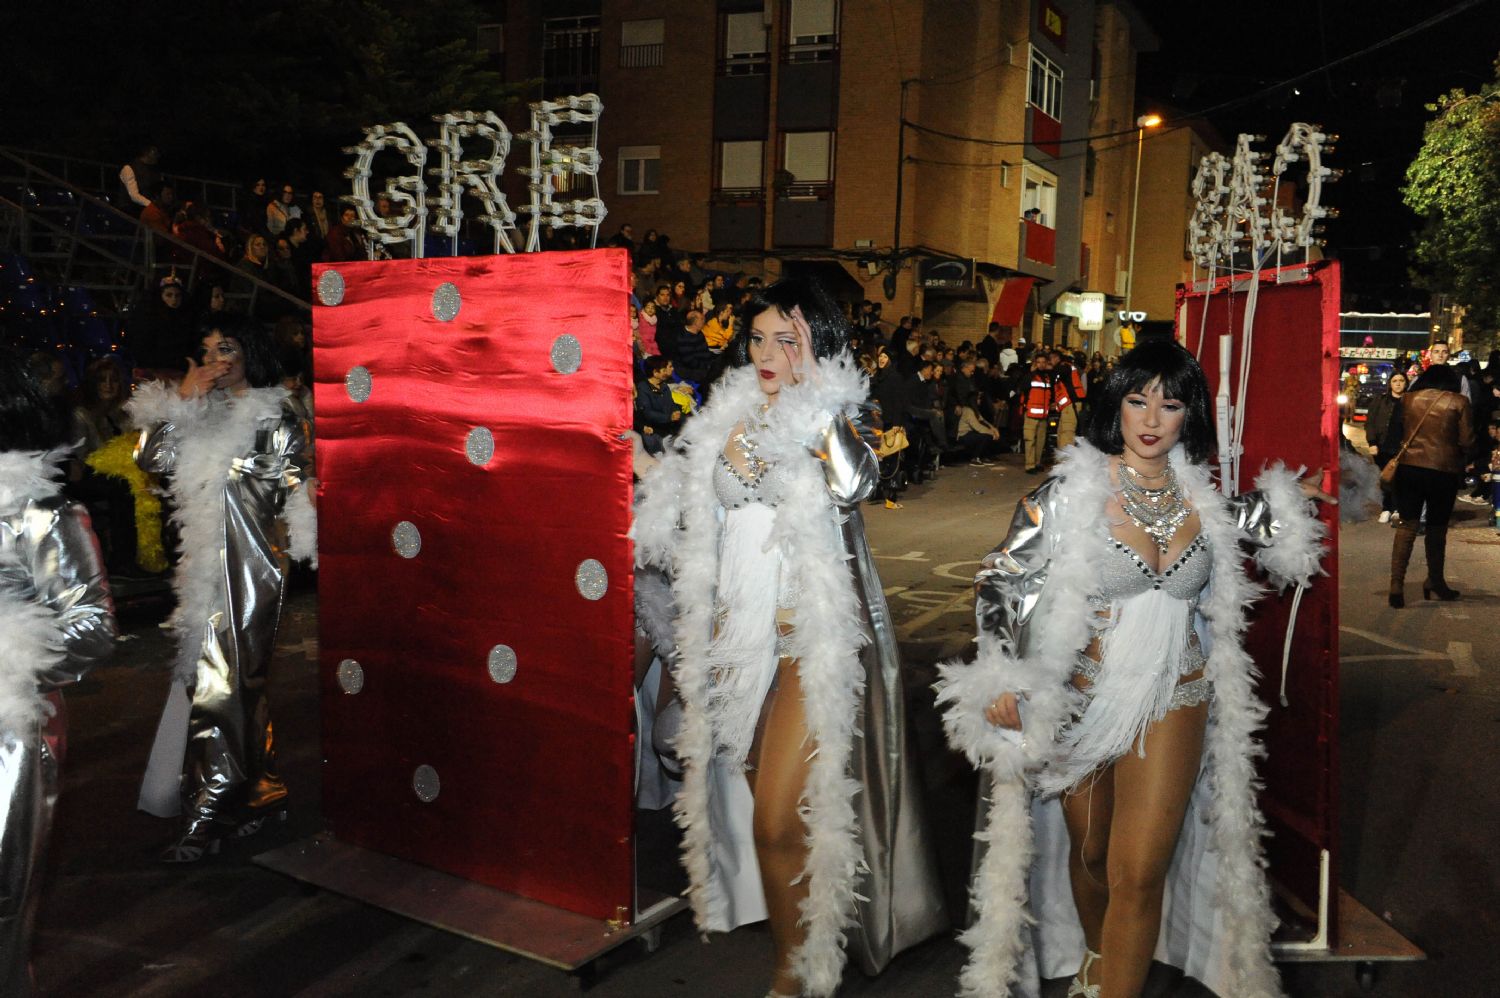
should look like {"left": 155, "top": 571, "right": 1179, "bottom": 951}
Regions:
{"left": 1134, "top": 0, "right": 1499, "bottom": 312}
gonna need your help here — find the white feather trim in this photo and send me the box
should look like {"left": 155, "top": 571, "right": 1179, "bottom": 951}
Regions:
{"left": 1251, "top": 463, "right": 1327, "bottom": 591}
{"left": 0, "top": 588, "right": 65, "bottom": 732}
{"left": 0, "top": 447, "right": 67, "bottom": 510}
{"left": 955, "top": 776, "right": 1034, "bottom": 998}
{"left": 283, "top": 482, "right": 318, "bottom": 568}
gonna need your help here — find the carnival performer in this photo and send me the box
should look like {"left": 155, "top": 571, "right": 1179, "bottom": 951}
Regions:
{"left": 936, "top": 340, "right": 1332, "bottom": 998}
{"left": 633, "top": 278, "right": 948, "bottom": 997}
{"left": 128, "top": 317, "right": 317, "bottom": 862}
{"left": 0, "top": 347, "right": 117, "bottom": 995}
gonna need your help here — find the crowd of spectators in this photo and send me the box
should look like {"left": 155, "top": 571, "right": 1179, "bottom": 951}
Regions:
{"left": 614, "top": 215, "right": 1115, "bottom": 510}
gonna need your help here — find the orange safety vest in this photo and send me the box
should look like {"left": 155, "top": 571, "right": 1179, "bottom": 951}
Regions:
{"left": 1025, "top": 372, "right": 1054, "bottom": 418}
{"left": 1056, "top": 367, "right": 1085, "bottom": 409}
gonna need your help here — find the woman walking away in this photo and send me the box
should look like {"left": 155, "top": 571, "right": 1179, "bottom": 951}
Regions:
{"left": 1388, "top": 361, "right": 1474, "bottom": 607}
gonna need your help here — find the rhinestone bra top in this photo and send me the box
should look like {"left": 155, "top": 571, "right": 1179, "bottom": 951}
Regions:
{"left": 714, "top": 453, "right": 782, "bottom": 510}
{"left": 1092, "top": 532, "right": 1211, "bottom": 604}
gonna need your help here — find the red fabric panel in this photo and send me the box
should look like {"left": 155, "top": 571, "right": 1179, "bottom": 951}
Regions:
{"left": 992, "top": 276, "right": 1036, "bottom": 327}
{"left": 1178, "top": 261, "right": 1342, "bottom": 936}
{"left": 311, "top": 250, "right": 636, "bottom": 921}
{"left": 1030, "top": 108, "right": 1062, "bottom": 158}
{"left": 1023, "top": 220, "right": 1056, "bottom": 265}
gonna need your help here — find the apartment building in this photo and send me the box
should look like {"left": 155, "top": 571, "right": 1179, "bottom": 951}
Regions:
{"left": 1129, "top": 115, "right": 1226, "bottom": 325}
{"left": 486, "top": 0, "right": 1158, "bottom": 347}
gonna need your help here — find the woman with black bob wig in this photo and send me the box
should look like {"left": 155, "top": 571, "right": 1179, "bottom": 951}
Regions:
{"left": 0, "top": 346, "right": 116, "bottom": 993}
{"left": 126, "top": 315, "right": 317, "bottom": 863}
{"left": 634, "top": 277, "right": 947, "bottom": 996}
{"left": 938, "top": 338, "right": 1334, "bottom": 998}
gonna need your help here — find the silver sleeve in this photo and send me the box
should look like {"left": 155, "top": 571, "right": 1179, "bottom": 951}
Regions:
{"left": 134, "top": 420, "right": 181, "bottom": 476}
{"left": 975, "top": 480, "right": 1059, "bottom": 651}
{"left": 1226, "top": 490, "right": 1278, "bottom": 548}
{"left": 29, "top": 501, "right": 116, "bottom": 687}
{"left": 814, "top": 411, "right": 879, "bottom": 507}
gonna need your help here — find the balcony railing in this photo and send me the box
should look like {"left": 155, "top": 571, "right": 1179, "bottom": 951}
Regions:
{"left": 1022, "top": 219, "right": 1056, "bottom": 266}
{"left": 619, "top": 43, "right": 663, "bottom": 68}
{"left": 719, "top": 52, "right": 770, "bottom": 76}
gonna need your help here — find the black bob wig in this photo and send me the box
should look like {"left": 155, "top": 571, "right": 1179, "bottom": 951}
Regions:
{"left": 1085, "top": 339, "right": 1216, "bottom": 463}
{"left": 199, "top": 315, "right": 282, "bottom": 389}
{"left": 727, "top": 277, "right": 849, "bottom": 367}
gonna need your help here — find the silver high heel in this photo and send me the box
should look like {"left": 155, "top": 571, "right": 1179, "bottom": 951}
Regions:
{"left": 1067, "top": 948, "right": 1102, "bottom": 998}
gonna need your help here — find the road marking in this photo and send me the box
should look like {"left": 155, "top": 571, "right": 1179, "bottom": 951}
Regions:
{"left": 277, "top": 637, "right": 319, "bottom": 660}
{"left": 896, "top": 589, "right": 975, "bottom": 637}
{"left": 1448, "top": 641, "right": 1479, "bottom": 677}
{"left": 1338, "top": 626, "right": 1449, "bottom": 660}
{"left": 873, "top": 550, "right": 929, "bottom": 561}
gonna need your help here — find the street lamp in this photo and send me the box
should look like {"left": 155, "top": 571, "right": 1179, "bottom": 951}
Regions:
{"left": 1124, "top": 113, "right": 1163, "bottom": 315}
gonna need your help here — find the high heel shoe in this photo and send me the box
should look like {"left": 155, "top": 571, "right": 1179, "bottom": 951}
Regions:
{"left": 160, "top": 828, "right": 225, "bottom": 864}
{"left": 235, "top": 807, "right": 289, "bottom": 838}
{"left": 1067, "top": 949, "right": 1102, "bottom": 998}
{"left": 1422, "top": 581, "right": 1460, "bottom": 601}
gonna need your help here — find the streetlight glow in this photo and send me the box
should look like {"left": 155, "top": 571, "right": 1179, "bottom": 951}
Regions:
{"left": 1125, "top": 114, "right": 1164, "bottom": 315}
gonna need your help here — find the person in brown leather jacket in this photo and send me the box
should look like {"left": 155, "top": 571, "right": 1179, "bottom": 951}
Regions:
{"left": 1388, "top": 361, "right": 1475, "bottom": 606}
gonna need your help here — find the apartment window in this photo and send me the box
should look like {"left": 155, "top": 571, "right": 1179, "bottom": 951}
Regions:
{"left": 476, "top": 23, "right": 504, "bottom": 65}
{"left": 618, "top": 146, "right": 660, "bottom": 195}
{"left": 1021, "top": 162, "right": 1058, "bottom": 225}
{"left": 786, "top": 0, "right": 838, "bottom": 63}
{"left": 722, "top": 10, "right": 769, "bottom": 75}
{"left": 1028, "top": 46, "right": 1063, "bottom": 120}
{"left": 620, "top": 18, "right": 664, "bottom": 68}
{"left": 783, "top": 131, "right": 833, "bottom": 187}
{"left": 718, "top": 141, "right": 764, "bottom": 192}
{"left": 543, "top": 15, "right": 601, "bottom": 88}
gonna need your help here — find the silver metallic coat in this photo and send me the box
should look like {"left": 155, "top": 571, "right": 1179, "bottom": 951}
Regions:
{"left": 131, "top": 385, "right": 315, "bottom": 833}
{"left": 0, "top": 451, "right": 115, "bottom": 996}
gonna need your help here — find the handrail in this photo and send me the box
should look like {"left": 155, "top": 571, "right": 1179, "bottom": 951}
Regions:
{"left": 0, "top": 145, "right": 243, "bottom": 209}
{"left": 0, "top": 148, "right": 309, "bottom": 314}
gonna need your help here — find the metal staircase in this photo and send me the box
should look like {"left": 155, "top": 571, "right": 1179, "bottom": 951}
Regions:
{"left": 0, "top": 146, "right": 309, "bottom": 370}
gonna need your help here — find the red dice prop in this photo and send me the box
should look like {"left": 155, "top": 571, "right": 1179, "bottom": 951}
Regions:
{"left": 311, "top": 250, "right": 636, "bottom": 920}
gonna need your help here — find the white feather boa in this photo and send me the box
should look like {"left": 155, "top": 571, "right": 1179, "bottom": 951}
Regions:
{"left": 633, "top": 354, "right": 872, "bottom": 997}
{"left": 0, "top": 449, "right": 70, "bottom": 733}
{"left": 937, "top": 442, "right": 1325, "bottom": 998}
{"left": 127, "top": 383, "right": 313, "bottom": 681}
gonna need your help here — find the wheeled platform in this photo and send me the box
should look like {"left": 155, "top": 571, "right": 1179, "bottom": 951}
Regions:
{"left": 1272, "top": 887, "right": 1424, "bottom": 992}
{"left": 255, "top": 832, "right": 689, "bottom": 979}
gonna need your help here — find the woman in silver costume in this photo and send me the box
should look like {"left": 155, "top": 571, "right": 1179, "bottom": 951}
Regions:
{"left": 0, "top": 347, "right": 116, "bottom": 995}
{"left": 634, "top": 278, "right": 947, "bottom": 998}
{"left": 128, "top": 317, "right": 317, "bottom": 862}
{"left": 937, "top": 340, "right": 1333, "bottom": 998}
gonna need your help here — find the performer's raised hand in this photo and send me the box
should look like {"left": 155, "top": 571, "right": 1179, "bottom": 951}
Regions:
{"left": 177, "top": 356, "right": 228, "bottom": 400}
{"left": 784, "top": 304, "right": 818, "bottom": 385}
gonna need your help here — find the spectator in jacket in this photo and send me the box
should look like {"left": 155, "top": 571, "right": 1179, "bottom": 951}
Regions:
{"left": 634, "top": 355, "right": 681, "bottom": 456}
{"left": 1388, "top": 362, "right": 1475, "bottom": 607}
{"left": 324, "top": 205, "right": 369, "bottom": 262}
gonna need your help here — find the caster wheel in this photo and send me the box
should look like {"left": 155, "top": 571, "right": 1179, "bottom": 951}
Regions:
{"left": 1355, "top": 960, "right": 1377, "bottom": 992}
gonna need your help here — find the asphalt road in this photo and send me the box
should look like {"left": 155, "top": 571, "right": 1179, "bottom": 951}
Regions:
{"left": 30, "top": 447, "right": 1500, "bottom": 997}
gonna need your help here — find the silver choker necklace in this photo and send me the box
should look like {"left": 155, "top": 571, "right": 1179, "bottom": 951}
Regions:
{"left": 1118, "top": 462, "right": 1189, "bottom": 553}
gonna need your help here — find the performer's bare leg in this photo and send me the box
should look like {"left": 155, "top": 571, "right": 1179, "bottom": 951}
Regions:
{"left": 1096, "top": 684, "right": 1207, "bottom": 998}
{"left": 1061, "top": 763, "right": 1116, "bottom": 954}
{"left": 746, "top": 635, "right": 812, "bottom": 998}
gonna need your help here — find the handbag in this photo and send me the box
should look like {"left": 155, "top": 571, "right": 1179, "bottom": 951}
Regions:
{"left": 1380, "top": 397, "right": 1435, "bottom": 488}
{"left": 875, "top": 425, "right": 910, "bottom": 458}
